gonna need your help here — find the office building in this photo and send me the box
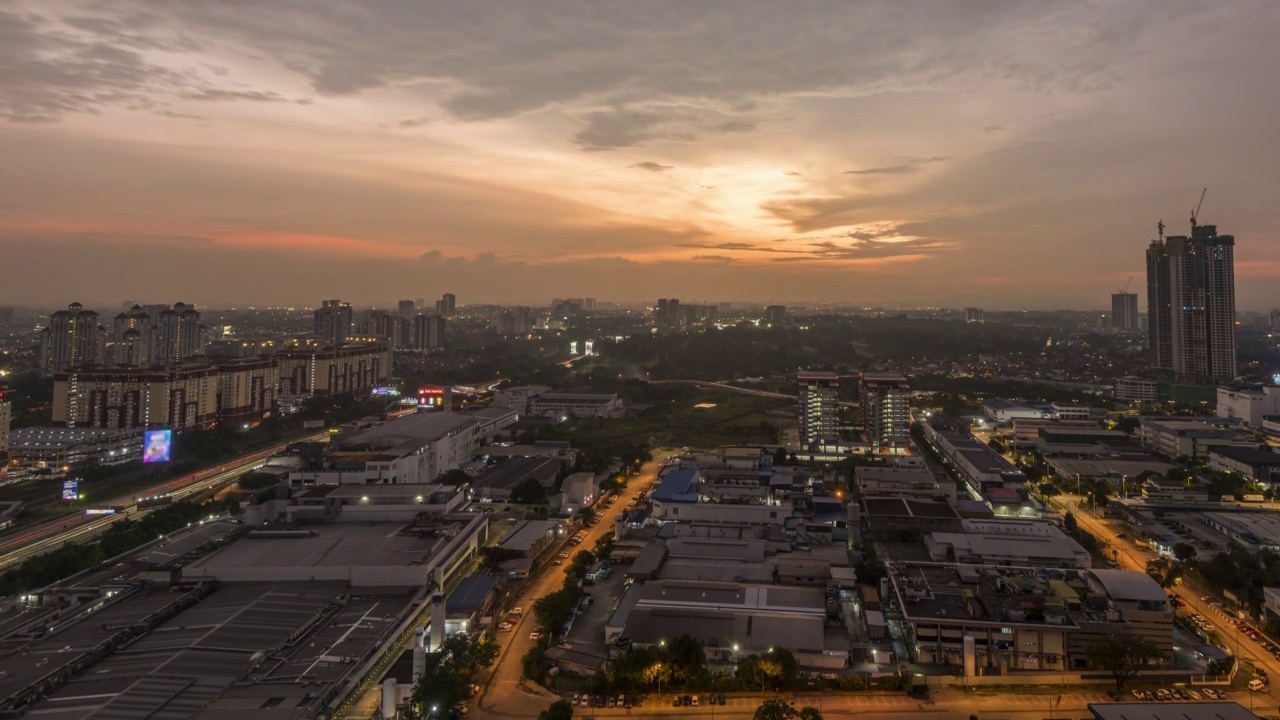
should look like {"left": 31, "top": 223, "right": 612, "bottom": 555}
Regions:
{"left": 414, "top": 313, "right": 446, "bottom": 350}
{"left": 764, "top": 305, "right": 787, "bottom": 326}
{"left": 797, "top": 371, "right": 839, "bottom": 448}
{"left": 860, "top": 372, "right": 911, "bottom": 454}
{"left": 1207, "top": 445, "right": 1280, "bottom": 485}
{"left": 277, "top": 342, "right": 390, "bottom": 397}
{"left": 313, "top": 299, "right": 354, "bottom": 346}
{"left": 964, "top": 307, "right": 985, "bottom": 324}
{"left": 1146, "top": 221, "right": 1237, "bottom": 382}
{"left": 398, "top": 299, "right": 416, "bottom": 319}
{"left": 39, "top": 303, "right": 106, "bottom": 376}
{"left": 1111, "top": 292, "right": 1139, "bottom": 331}
{"left": 53, "top": 362, "right": 219, "bottom": 431}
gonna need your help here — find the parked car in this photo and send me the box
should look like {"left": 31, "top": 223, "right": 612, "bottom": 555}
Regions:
{"left": 717, "top": 694, "right": 727, "bottom": 705}
{"left": 691, "top": 695, "right": 699, "bottom": 707}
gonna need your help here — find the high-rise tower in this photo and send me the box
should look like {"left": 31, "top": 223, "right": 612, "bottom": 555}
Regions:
{"left": 1146, "top": 218, "right": 1236, "bottom": 383}
{"left": 797, "top": 370, "right": 839, "bottom": 449}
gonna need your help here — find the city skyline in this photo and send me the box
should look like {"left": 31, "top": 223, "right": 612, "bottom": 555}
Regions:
{"left": 3, "top": 2, "right": 1280, "bottom": 309}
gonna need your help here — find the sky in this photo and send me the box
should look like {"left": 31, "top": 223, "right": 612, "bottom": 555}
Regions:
{"left": 2, "top": 1, "right": 1279, "bottom": 310}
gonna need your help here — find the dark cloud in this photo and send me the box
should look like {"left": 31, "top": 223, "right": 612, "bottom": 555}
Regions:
{"left": 631, "top": 161, "right": 673, "bottom": 172}
{"left": 844, "top": 156, "right": 949, "bottom": 175}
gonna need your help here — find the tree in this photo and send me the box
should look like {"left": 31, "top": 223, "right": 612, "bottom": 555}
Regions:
{"left": 1172, "top": 542, "right": 1198, "bottom": 562}
{"left": 438, "top": 468, "right": 472, "bottom": 486}
{"left": 1085, "top": 633, "right": 1160, "bottom": 693}
{"left": 539, "top": 699, "right": 574, "bottom": 720}
{"left": 754, "top": 699, "right": 799, "bottom": 720}
{"left": 798, "top": 708, "right": 823, "bottom": 720}
{"left": 404, "top": 632, "right": 498, "bottom": 718}
{"left": 1063, "top": 511, "right": 1078, "bottom": 534}
{"left": 773, "top": 447, "right": 788, "bottom": 466}
{"left": 511, "top": 478, "right": 549, "bottom": 505}
{"left": 666, "top": 634, "right": 707, "bottom": 682}
{"left": 533, "top": 588, "right": 582, "bottom": 635}
{"left": 740, "top": 649, "right": 799, "bottom": 691}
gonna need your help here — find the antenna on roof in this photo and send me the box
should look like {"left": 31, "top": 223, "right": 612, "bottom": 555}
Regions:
{"left": 1157, "top": 220, "right": 1164, "bottom": 241}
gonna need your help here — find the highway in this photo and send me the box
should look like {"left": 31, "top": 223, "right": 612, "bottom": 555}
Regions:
{"left": 0, "top": 433, "right": 325, "bottom": 572}
{"left": 645, "top": 379, "right": 859, "bottom": 408}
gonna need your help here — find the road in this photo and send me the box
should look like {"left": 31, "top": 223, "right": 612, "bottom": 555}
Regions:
{"left": 1052, "top": 494, "right": 1280, "bottom": 690}
{"left": 474, "top": 453, "right": 673, "bottom": 718}
{"left": 0, "top": 434, "right": 325, "bottom": 572}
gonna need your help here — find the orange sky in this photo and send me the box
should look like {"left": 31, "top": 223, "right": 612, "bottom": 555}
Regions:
{"left": 1, "top": 1, "right": 1278, "bottom": 308}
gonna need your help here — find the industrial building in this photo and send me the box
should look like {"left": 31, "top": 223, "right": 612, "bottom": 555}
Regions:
{"left": 920, "top": 415, "right": 1026, "bottom": 497}
{"left": 924, "top": 519, "right": 1092, "bottom": 568}
{"left": 606, "top": 579, "right": 849, "bottom": 669}
{"left": 6, "top": 426, "right": 143, "bottom": 471}
{"left": 1207, "top": 445, "right": 1280, "bottom": 485}
{"left": 888, "top": 563, "right": 1171, "bottom": 673}
{"left": 288, "top": 408, "right": 516, "bottom": 486}
{"left": 1137, "top": 417, "right": 1240, "bottom": 459}
{"left": 183, "top": 514, "right": 487, "bottom": 587}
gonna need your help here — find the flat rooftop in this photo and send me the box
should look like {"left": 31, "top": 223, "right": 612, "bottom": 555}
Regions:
{"left": 344, "top": 411, "right": 475, "bottom": 446}
{"left": 473, "top": 456, "right": 562, "bottom": 491}
{"left": 863, "top": 496, "right": 961, "bottom": 520}
{"left": 186, "top": 523, "right": 442, "bottom": 572}
{"left": 20, "top": 582, "right": 411, "bottom": 720}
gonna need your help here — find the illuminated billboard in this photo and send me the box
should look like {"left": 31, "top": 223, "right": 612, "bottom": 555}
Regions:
{"left": 62, "top": 480, "right": 79, "bottom": 501}
{"left": 417, "top": 386, "right": 449, "bottom": 411}
{"left": 142, "top": 429, "right": 172, "bottom": 463}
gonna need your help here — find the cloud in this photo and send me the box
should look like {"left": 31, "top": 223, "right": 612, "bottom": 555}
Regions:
{"left": 574, "top": 105, "right": 756, "bottom": 149}
{"left": 982, "top": 124, "right": 1004, "bottom": 133}
{"left": 631, "top": 161, "right": 673, "bottom": 172}
{"left": 844, "top": 156, "right": 949, "bottom": 175}
{"left": 178, "top": 89, "right": 294, "bottom": 103}
{"left": 395, "top": 116, "right": 435, "bottom": 128}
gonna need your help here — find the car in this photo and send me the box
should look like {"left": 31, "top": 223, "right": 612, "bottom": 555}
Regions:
{"left": 572, "top": 694, "right": 581, "bottom": 706}
{"left": 608, "top": 697, "right": 617, "bottom": 707}
{"left": 672, "top": 697, "right": 681, "bottom": 707}
{"left": 551, "top": 559, "right": 562, "bottom": 565}
{"left": 512, "top": 607, "right": 523, "bottom": 615}
{"left": 1187, "top": 690, "right": 1202, "bottom": 700}
{"left": 453, "top": 703, "right": 469, "bottom": 716}
{"left": 530, "top": 631, "right": 543, "bottom": 640}
{"left": 468, "top": 684, "right": 481, "bottom": 698}
{"left": 558, "top": 551, "right": 569, "bottom": 558}
{"left": 717, "top": 694, "right": 726, "bottom": 705}
{"left": 691, "top": 695, "right": 699, "bottom": 707}
{"left": 624, "top": 697, "right": 633, "bottom": 709}
{"left": 497, "top": 624, "right": 513, "bottom": 633}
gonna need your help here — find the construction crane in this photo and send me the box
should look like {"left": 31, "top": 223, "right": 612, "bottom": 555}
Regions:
{"left": 1118, "top": 275, "right": 1133, "bottom": 294}
{"left": 1190, "top": 187, "right": 1207, "bottom": 228}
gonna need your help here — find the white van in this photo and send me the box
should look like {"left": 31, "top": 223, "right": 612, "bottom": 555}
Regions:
{"left": 1249, "top": 678, "right": 1266, "bottom": 691}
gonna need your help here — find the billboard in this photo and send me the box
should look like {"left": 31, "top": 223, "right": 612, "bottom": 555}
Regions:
{"left": 62, "top": 479, "right": 79, "bottom": 501}
{"left": 417, "top": 386, "right": 450, "bottom": 411}
{"left": 142, "top": 429, "right": 172, "bottom": 464}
